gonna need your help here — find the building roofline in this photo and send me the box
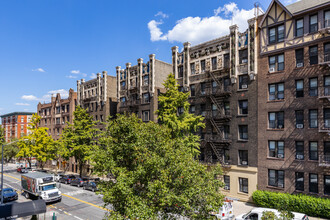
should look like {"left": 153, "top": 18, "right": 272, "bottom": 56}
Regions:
{"left": 0, "top": 112, "right": 35, "bottom": 118}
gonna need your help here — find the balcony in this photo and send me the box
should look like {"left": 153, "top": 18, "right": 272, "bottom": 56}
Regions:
{"left": 319, "top": 155, "right": 330, "bottom": 167}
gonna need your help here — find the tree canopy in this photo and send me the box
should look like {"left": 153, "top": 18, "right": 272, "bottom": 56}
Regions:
{"left": 61, "top": 105, "right": 98, "bottom": 176}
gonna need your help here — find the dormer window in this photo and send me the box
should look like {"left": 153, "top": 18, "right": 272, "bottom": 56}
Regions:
{"left": 269, "top": 24, "right": 284, "bottom": 44}
{"left": 296, "top": 18, "right": 304, "bottom": 37}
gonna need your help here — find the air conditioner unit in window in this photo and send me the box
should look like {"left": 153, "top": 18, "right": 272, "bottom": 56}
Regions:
{"left": 296, "top": 155, "right": 304, "bottom": 160}
{"left": 278, "top": 183, "right": 284, "bottom": 188}
{"left": 242, "top": 161, "right": 248, "bottom": 165}
{"left": 269, "top": 67, "right": 275, "bottom": 73}
{"left": 242, "top": 59, "right": 248, "bottom": 64}
{"left": 296, "top": 124, "right": 303, "bottom": 129}
{"left": 224, "top": 186, "right": 230, "bottom": 190}
{"left": 242, "top": 84, "right": 248, "bottom": 89}
{"left": 296, "top": 63, "right": 303, "bottom": 68}
{"left": 278, "top": 154, "right": 284, "bottom": 158}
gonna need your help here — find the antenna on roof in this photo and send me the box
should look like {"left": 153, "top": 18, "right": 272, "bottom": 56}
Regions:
{"left": 254, "top": 2, "right": 265, "bottom": 17}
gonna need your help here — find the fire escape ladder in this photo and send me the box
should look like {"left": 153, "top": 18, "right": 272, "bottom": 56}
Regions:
{"left": 210, "top": 118, "right": 223, "bottom": 136}
{"left": 210, "top": 95, "right": 222, "bottom": 114}
{"left": 209, "top": 141, "right": 224, "bottom": 164}
{"left": 209, "top": 71, "right": 222, "bottom": 90}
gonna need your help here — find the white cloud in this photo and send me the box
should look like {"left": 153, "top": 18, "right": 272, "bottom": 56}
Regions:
{"left": 66, "top": 75, "right": 77, "bottom": 79}
{"left": 148, "top": 20, "right": 168, "bottom": 42}
{"left": 15, "top": 103, "right": 30, "bottom": 106}
{"left": 70, "top": 70, "right": 80, "bottom": 74}
{"left": 283, "top": 0, "right": 301, "bottom": 5}
{"left": 90, "top": 73, "right": 97, "bottom": 79}
{"left": 32, "top": 68, "right": 45, "bottom": 72}
{"left": 148, "top": 2, "right": 256, "bottom": 45}
{"left": 155, "top": 11, "right": 168, "bottom": 19}
{"left": 21, "top": 89, "right": 69, "bottom": 103}
{"left": 21, "top": 95, "right": 38, "bottom": 101}
{"left": 82, "top": 73, "right": 87, "bottom": 77}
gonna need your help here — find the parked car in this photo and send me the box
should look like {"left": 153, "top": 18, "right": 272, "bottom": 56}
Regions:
{"left": 235, "top": 208, "right": 309, "bottom": 220}
{"left": 59, "top": 175, "right": 77, "bottom": 184}
{"left": 70, "top": 177, "right": 89, "bottom": 187}
{"left": 17, "top": 167, "right": 32, "bottom": 173}
{"left": 53, "top": 172, "right": 65, "bottom": 182}
{"left": 0, "top": 187, "right": 18, "bottom": 203}
{"left": 83, "top": 181, "right": 98, "bottom": 192}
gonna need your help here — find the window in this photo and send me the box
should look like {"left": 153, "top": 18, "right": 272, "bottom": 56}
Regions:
{"left": 309, "top": 78, "right": 318, "bottom": 96}
{"left": 178, "top": 107, "right": 184, "bottom": 115}
{"left": 296, "top": 18, "right": 304, "bottom": 37}
{"left": 239, "top": 74, "right": 249, "bottom": 89}
{"left": 295, "top": 172, "right": 304, "bottom": 191}
{"left": 201, "top": 60, "right": 206, "bottom": 73}
{"left": 190, "top": 63, "right": 195, "bottom": 75}
{"left": 325, "top": 175, "right": 330, "bottom": 195}
{"left": 309, "top": 14, "right": 318, "bottom": 33}
{"left": 324, "top": 108, "right": 330, "bottom": 128}
{"left": 211, "top": 104, "right": 217, "bottom": 117}
{"left": 268, "top": 169, "right": 284, "bottom": 188}
{"left": 212, "top": 57, "right": 217, "bottom": 70}
{"left": 121, "top": 81, "right": 126, "bottom": 90}
{"left": 143, "top": 93, "right": 150, "bottom": 103}
{"left": 239, "top": 49, "right": 248, "bottom": 64}
{"left": 224, "top": 175, "right": 230, "bottom": 190}
{"left": 295, "top": 110, "right": 304, "bottom": 128}
{"left": 238, "top": 100, "right": 248, "bottom": 115}
{"left": 224, "top": 54, "right": 230, "bottom": 68}
{"left": 325, "top": 75, "right": 330, "bottom": 96}
{"left": 296, "top": 80, "right": 304, "bottom": 97}
{"left": 200, "top": 104, "right": 206, "bottom": 117}
{"left": 66, "top": 105, "right": 69, "bottom": 113}
{"left": 190, "top": 105, "right": 195, "bottom": 114}
{"left": 224, "top": 125, "right": 230, "bottom": 140}
{"left": 56, "top": 118, "right": 60, "bottom": 125}
{"left": 120, "top": 97, "right": 126, "bottom": 103}
{"left": 324, "top": 10, "right": 330, "bottom": 28}
{"left": 20, "top": 125, "right": 24, "bottom": 131}
{"left": 325, "top": 142, "right": 330, "bottom": 162}
{"left": 309, "top": 110, "right": 318, "bottom": 128}
{"left": 295, "top": 49, "right": 304, "bottom": 67}
{"left": 268, "top": 112, "right": 284, "bottom": 129}
{"left": 143, "top": 75, "right": 149, "bottom": 86}
{"left": 190, "top": 85, "right": 195, "bottom": 97}
{"left": 309, "top": 173, "right": 318, "bottom": 193}
{"left": 269, "top": 24, "right": 284, "bottom": 44}
{"left": 239, "top": 150, "right": 248, "bottom": 165}
{"left": 100, "top": 115, "right": 103, "bottom": 122}
{"left": 239, "top": 177, "right": 248, "bottom": 193}
{"left": 309, "top": 46, "right": 318, "bottom": 65}
{"left": 142, "top": 111, "right": 150, "bottom": 122}
{"left": 238, "top": 125, "right": 248, "bottom": 140}
{"left": 269, "top": 83, "right": 284, "bottom": 100}
{"left": 200, "top": 83, "right": 206, "bottom": 95}
{"left": 269, "top": 54, "right": 284, "bottom": 72}
{"left": 212, "top": 81, "right": 217, "bottom": 94}
{"left": 309, "top": 141, "right": 318, "bottom": 160}
{"left": 56, "top": 107, "right": 60, "bottom": 114}
{"left": 324, "top": 43, "right": 330, "bottom": 63}
{"left": 269, "top": 141, "right": 284, "bottom": 158}
{"left": 178, "top": 66, "right": 183, "bottom": 78}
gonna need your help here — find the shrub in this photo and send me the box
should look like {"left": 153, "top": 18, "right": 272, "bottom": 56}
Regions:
{"left": 261, "top": 211, "right": 277, "bottom": 220}
{"left": 252, "top": 190, "right": 330, "bottom": 219}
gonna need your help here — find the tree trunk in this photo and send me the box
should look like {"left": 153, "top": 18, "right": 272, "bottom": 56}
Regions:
{"left": 79, "top": 163, "right": 83, "bottom": 177}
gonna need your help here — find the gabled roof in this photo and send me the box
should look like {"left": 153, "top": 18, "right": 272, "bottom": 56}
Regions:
{"left": 286, "top": 0, "right": 330, "bottom": 15}
{"left": 259, "top": 0, "right": 293, "bottom": 28}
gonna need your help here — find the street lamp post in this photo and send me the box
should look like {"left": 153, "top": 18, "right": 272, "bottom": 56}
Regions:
{"left": 1, "top": 139, "right": 28, "bottom": 205}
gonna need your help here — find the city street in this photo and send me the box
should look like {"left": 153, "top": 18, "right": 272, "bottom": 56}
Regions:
{"left": 1, "top": 164, "right": 110, "bottom": 220}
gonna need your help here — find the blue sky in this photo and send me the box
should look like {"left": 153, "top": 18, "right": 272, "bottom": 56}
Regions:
{"left": 0, "top": 0, "right": 297, "bottom": 116}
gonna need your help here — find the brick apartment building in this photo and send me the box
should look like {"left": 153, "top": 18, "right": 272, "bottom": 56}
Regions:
{"left": 1, "top": 112, "right": 34, "bottom": 142}
{"left": 257, "top": 0, "right": 330, "bottom": 197}
{"left": 77, "top": 71, "right": 117, "bottom": 130}
{"left": 116, "top": 54, "right": 172, "bottom": 122}
{"left": 37, "top": 88, "right": 77, "bottom": 141}
{"left": 172, "top": 17, "right": 259, "bottom": 201}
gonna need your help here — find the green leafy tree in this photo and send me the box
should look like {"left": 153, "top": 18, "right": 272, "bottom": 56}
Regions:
{"left": 261, "top": 211, "right": 278, "bottom": 220}
{"left": 61, "top": 106, "right": 98, "bottom": 176}
{"left": 1, "top": 138, "right": 20, "bottom": 163}
{"left": 279, "top": 210, "right": 294, "bottom": 220}
{"left": 93, "top": 115, "right": 224, "bottom": 220}
{"left": 49, "top": 140, "right": 68, "bottom": 172}
{"left": 0, "top": 126, "right": 4, "bottom": 144}
{"left": 157, "top": 73, "right": 205, "bottom": 155}
{"left": 17, "top": 114, "right": 54, "bottom": 168}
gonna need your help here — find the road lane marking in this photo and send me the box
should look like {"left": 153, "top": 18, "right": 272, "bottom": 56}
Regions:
{"left": 2, "top": 172, "right": 112, "bottom": 213}
{"left": 74, "top": 216, "right": 84, "bottom": 220}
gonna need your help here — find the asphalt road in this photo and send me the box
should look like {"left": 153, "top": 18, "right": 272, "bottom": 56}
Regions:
{"left": 1, "top": 164, "right": 111, "bottom": 220}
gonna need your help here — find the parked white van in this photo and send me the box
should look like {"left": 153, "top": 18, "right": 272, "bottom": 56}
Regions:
{"left": 235, "top": 208, "right": 309, "bottom": 220}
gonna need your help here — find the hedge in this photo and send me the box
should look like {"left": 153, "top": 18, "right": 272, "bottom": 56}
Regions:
{"left": 252, "top": 190, "right": 330, "bottom": 219}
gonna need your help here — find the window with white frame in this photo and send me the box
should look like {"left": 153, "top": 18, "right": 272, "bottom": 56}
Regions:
{"left": 268, "top": 141, "right": 284, "bottom": 158}
{"left": 142, "top": 110, "right": 150, "bottom": 122}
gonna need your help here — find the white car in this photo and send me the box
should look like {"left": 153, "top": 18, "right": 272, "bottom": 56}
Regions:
{"left": 211, "top": 201, "right": 234, "bottom": 220}
{"left": 235, "top": 208, "right": 309, "bottom": 220}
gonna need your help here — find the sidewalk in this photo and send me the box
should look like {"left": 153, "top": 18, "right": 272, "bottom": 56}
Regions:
{"left": 232, "top": 201, "right": 327, "bottom": 220}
